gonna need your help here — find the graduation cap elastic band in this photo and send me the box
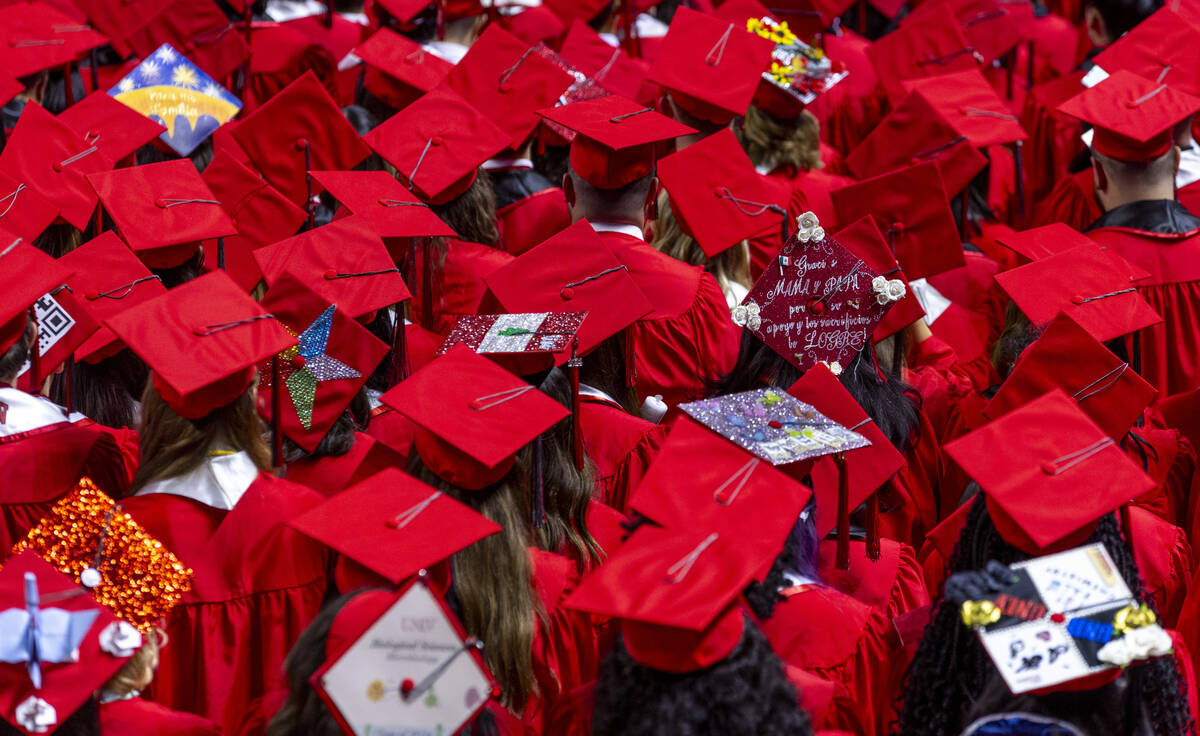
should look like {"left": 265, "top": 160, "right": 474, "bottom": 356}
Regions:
{"left": 378, "top": 199, "right": 431, "bottom": 208}
{"left": 85, "top": 275, "right": 162, "bottom": 301}
{"left": 323, "top": 267, "right": 402, "bottom": 280}
{"left": 1156, "top": 65, "right": 1172, "bottom": 84}
{"left": 716, "top": 187, "right": 791, "bottom": 242}
{"left": 387, "top": 490, "right": 442, "bottom": 529}
{"left": 1042, "top": 437, "right": 1115, "bottom": 475}
{"left": 0, "top": 236, "right": 22, "bottom": 257}
{"left": 665, "top": 532, "right": 719, "bottom": 584}
{"left": 960, "top": 8, "right": 1006, "bottom": 26}
{"left": 1071, "top": 288, "right": 1136, "bottom": 304}
{"left": 610, "top": 107, "right": 653, "bottom": 123}
{"left": 1073, "top": 363, "right": 1129, "bottom": 402}
{"left": 189, "top": 22, "right": 235, "bottom": 46}
{"left": 1131, "top": 84, "right": 1168, "bottom": 107}
{"left": 0, "top": 183, "right": 25, "bottom": 219}
{"left": 407, "top": 138, "right": 436, "bottom": 190}
{"left": 706, "top": 23, "right": 735, "bottom": 66}
{"left": 961, "top": 107, "right": 1019, "bottom": 122}
{"left": 401, "top": 638, "right": 485, "bottom": 702}
{"left": 497, "top": 47, "right": 536, "bottom": 89}
{"left": 847, "top": 417, "right": 872, "bottom": 431}
{"left": 195, "top": 313, "right": 275, "bottom": 336}
{"left": 714, "top": 457, "right": 759, "bottom": 506}
{"left": 55, "top": 146, "right": 99, "bottom": 170}
{"left": 562, "top": 264, "right": 629, "bottom": 290}
{"left": 155, "top": 198, "right": 221, "bottom": 208}
{"left": 10, "top": 39, "right": 67, "bottom": 47}
{"left": 469, "top": 384, "right": 535, "bottom": 410}
{"left": 914, "top": 135, "right": 969, "bottom": 162}
{"left": 917, "top": 47, "right": 983, "bottom": 67}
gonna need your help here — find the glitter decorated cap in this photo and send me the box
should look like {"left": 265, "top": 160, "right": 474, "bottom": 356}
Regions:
{"left": 105, "top": 270, "right": 297, "bottom": 420}
{"left": 442, "top": 24, "right": 574, "bottom": 149}
{"left": 537, "top": 95, "right": 696, "bottom": 189}
{"left": 56, "top": 91, "right": 166, "bottom": 164}
{"left": 438, "top": 312, "right": 587, "bottom": 376}
{"left": 13, "top": 479, "right": 193, "bottom": 633}
{"left": 646, "top": 7, "right": 775, "bottom": 125}
{"left": 87, "top": 159, "right": 237, "bottom": 270}
{"left": 0, "top": 551, "right": 126, "bottom": 736}
{"left": 0, "top": 3, "right": 108, "bottom": 78}
{"left": 559, "top": 19, "right": 647, "bottom": 101}
{"left": 984, "top": 312, "right": 1157, "bottom": 440}
{"left": 289, "top": 468, "right": 501, "bottom": 585}
{"left": 253, "top": 216, "right": 412, "bottom": 320}
{"left": 356, "top": 28, "right": 453, "bottom": 111}
{"left": 945, "top": 389, "right": 1155, "bottom": 554}
{"left": 308, "top": 170, "right": 456, "bottom": 240}
{"left": 59, "top": 232, "right": 168, "bottom": 364}
{"left": 737, "top": 214, "right": 898, "bottom": 373}
{"left": 993, "top": 244, "right": 1162, "bottom": 342}
{"left": 364, "top": 88, "right": 511, "bottom": 205}
{"left": 833, "top": 216, "right": 924, "bottom": 342}
{"left": 901, "top": 69, "right": 1029, "bottom": 147}
{"left": 0, "top": 238, "right": 75, "bottom": 355}
{"left": 658, "top": 128, "right": 785, "bottom": 258}
{"left": 257, "top": 271, "right": 390, "bottom": 453}
{"left": 379, "top": 344, "right": 569, "bottom": 490}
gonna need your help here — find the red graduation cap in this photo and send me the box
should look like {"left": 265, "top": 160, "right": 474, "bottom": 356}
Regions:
{"left": 543, "top": 0, "right": 611, "bottom": 24}
{"left": 559, "top": 19, "right": 647, "bottom": 101}
{"left": 993, "top": 223, "right": 1099, "bottom": 263}
{"left": 104, "top": 270, "right": 297, "bottom": 419}
{"left": 0, "top": 2, "right": 108, "bottom": 78}
{"left": 0, "top": 237, "right": 74, "bottom": 355}
{"left": 829, "top": 160, "right": 965, "bottom": 280}
{"left": 985, "top": 312, "right": 1157, "bottom": 440}
{"left": 379, "top": 344, "right": 569, "bottom": 490}
{"left": 290, "top": 468, "right": 502, "bottom": 585}
{"left": 867, "top": 4, "right": 981, "bottom": 104}
{"left": 56, "top": 91, "right": 166, "bottom": 164}
{"left": 833, "top": 216, "right": 925, "bottom": 341}
{"left": 0, "top": 101, "right": 114, "bottom": 231}
{"left": 355, "top": 27, "right": 452, "bottom": 111}
{"left": 59, "top": 232, "right": 167, "bottom": 364}
{"left": 993, "top": 244, "right": 1162, "bottom": 342}
{"left": 657, "top": 128, "right": 784, "bottom": 258}
{"left": 15, "top": 284, "right": 99, "bottom": 391}
{"left": 1058, "top": 69, "right": 1200, "bottom": 163}
{"left": 253, "top": 216, "right": 412, "bottom": 320}
{"left": 373, "top": 0, "right": 435, "bottom": 24}
{"left": 945, "top": 389, "right": 1155, "bottom": 554}
{"left": 122, "top": 0, "right": 250, "bottom": 83}
{"left": 309, "top": 170, "right": 457, "bottom": 240}
{"left": 87, "top": 159, "right": 237, "bottom": 269}
{"left": 946, "top": 0, "right": 1025, "bottom": 66}
{"left": 0, "top": 170, "right": 59, "bottom": 245}
{"left": 1091, "top": 8, "right": 1200, "bottom": 97}
{"left": 901, "top": 69, "right": 1029, "bottom": 147}
{"left": 646, "top": 6, "right": 775, "bottom": 125}
{"left": 442, "top": 24, "right": 574, "bottom": 149}
{"left": 233, "top": 71, "right": 372, "bottom": 207}
{"left": 363, "top": 88, "right": 511, "bottom": 205}
{"left": 437, "top": 312, "right": 587, "bottom": 376}
{"left": 537, "top": 94, "right": 695, "bottom": 189}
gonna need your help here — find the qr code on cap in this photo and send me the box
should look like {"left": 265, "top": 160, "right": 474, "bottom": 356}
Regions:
{"left": 34, "top": 293, "right": 76, "bottom": 354}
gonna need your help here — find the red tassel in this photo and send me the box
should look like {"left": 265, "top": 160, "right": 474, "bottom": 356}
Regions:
{"left": 436, "top": 2, "right": 445, "bottom": 40}
{"left": 866, "top": 492, "right": 880, "bottom": 562}
{"left": 568, "top": 338, "right": 583, "bottom": 471}
{"left": 834, "top": 453, "right": 850, "bottom": 570}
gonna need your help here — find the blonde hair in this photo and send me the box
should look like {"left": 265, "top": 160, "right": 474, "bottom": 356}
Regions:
{"left": 650, "top": 192, "right": 751, "bottom": 298}
{"left": 737, "top": 105, "right": 823, "bottom": 173}
{"left": 104, "top": 628, "right": 166, "bottom": 696}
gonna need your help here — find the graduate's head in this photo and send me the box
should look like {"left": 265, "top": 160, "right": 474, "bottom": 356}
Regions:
{"left": 430, "top": 168, "right": 499, "bottom": 246}
{"left": 0, "top": 316, "right": 32, "bottom": 386}
{"left": 563, "top": 166, "right": 658, "bottom": 226}
{"left": 736, "top": 104, "right": 822, "bottom": 173}
{"left": 649, "top": 189, "right": 751, "bottom": 298}
{"left": 1084, "top": 0, "right": 1161, "bottom": 47}
{"left": 1091, "top": 146, "right": 1180, "bottom": 211}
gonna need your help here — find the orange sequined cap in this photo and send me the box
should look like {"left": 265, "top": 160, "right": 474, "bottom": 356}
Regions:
{"left": 12, "top": 478, "right": 193, "bottom": 632}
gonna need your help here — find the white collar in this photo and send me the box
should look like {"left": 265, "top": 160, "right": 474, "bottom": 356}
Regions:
{"left": 578, "top": 383, "right": 622, "bottom": 409}
{"left": 1179, "top": 138, "right": 1200, "bottom": 189}
{"left": 264, "top": 0, "right": 327, "bottom": 21}
{"left": 481, "top": 157, "right": 534, "bottom": 171}
{"left": 0, "top": 388, "right": 84, "bottom": 437}
{"left": 135, "top": 452, "right": 260, "bottom": 511}
{"left": 423, "top": 41, "right": 469, "bottom": 65}
{"left": 588, "top": 221, "right": 645, "bottom": 240}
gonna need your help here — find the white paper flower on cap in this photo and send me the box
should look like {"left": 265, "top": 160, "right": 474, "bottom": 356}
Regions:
{"left": 795, "top": 212, "right": 825, "bottom": 243}
{"left": 822, "top": 360, "right": 843, "bottom": 376}
{"left": 15, "top": 696, "right": 56, "bottom": 733}
{"left": 98, "top": 620, "right": 143, "bottom": 658}
{"left": 1097, "top": 624, "right": 1173, "bottom": 667}
{"left": 872, "top": 275, "right": 907, "bottom": 305}
{"left": 731, "top": 301, "right": 761, "bottom": 331}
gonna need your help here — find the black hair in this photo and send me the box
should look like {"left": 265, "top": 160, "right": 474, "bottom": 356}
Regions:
{"left": 281, "top": 389, "right": 372, "bottom": 464}
{"left": 151, "top": 248, "right": 206, "bottom": 290}
{"left": 532, "top": 144, "right": 571, "bottom": 187}
{"left": 896, "top": 496, "right": 1193, "bottom": 736}
{"left": 743, "top": 505, "right": 821, "bottom": 620}
{"left": 592, "top": 614, "right": 814, "bottom": 736}
{"left": 50, "top": 348, "right": 149, "bottom": 429}
{"left": 1085, "top": 0, "right": 1162, "bottom": 39}
{"left": 0, "top": 318, "right": 32, "bottom": 383}
{"left": 33, "top": 223, "right": 83, "bottom": 258}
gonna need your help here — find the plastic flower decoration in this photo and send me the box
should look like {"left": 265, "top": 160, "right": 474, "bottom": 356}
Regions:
{"left": 872, "top": 275, "right": 907, "bottom": 305}
{"left": 731, "top": 301, "right": 762, "bottom": 330}
{"left": 795, "top": 212, "right": 825, "bottom": 243}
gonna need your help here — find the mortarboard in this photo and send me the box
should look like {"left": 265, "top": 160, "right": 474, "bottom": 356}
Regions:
{"left": 14, "top": 284, "right": 99, "bottom": 393}
{"left": 364, "top": 88, "right": 511, "bottom": 205}
{"left": 373, "top": 0, "right": 436, "bottom": 24}
{"left": 536, "top": 94, "right": 696, "bottom": 189}
{"left": 58, "top": 232, "right": 167, "bottom": 364}
{"left": 0, "top": 2, "right": 108, "bottom": 78}
{"left": 993, "top": 244, "right": 1162, "bottom": 342}
{"left": 1058, "top": 69, "right": 1200, "bottom": 163}
{"left": 559, "top": 19, "right": 648, "bottom": 102}
{"left": 0, "top": 170, "right": 59, "bottom": 245}
{"left": 232, "top": 71, "right": 372, "bottom": 207}
{"left": 1091, "top": 8, "right": 1200, "bottom": 97}
{"left": 438, "top": 312, "right": 587, "bottom": 376}
{"left": 657, "top": 127, "right": 785, "bottom": 257}
{"left": 56, "top": 91, "right": 166, "bottom": 164}
{"left": 867, "top": 4, "right": 981, "bottom": 104}
{"left": 901, "top": 69, "right": 1029, "bottom": 147}
{"left": 646, "top": 6, "right": 775, "bottom": 125}
{"left": 86, "top": 159, "right": 237, "bottom": 270}
{"left": 121, "top": 0, "right": 250, "bottom": 84}
{"left": 379, "top": 344, "right": 569, "bottom": 490}
{"left": 984, "top": 312, "right": 1157, "bottom": 440}
{"left": 946, "top": 0, "right": 1025, "bottom": 66}
{"left": 993, "top": 223, "right": 1099, "bottom": 263}
{"left": 833, "top": 216, "right": 924, "bottom": 341}
{"left": 542, "top": 0, "right": 611, "bottom": 24}
{"left": 444, "top": 0, "right": 485, "bottom": 21}
{"left": 253, "top": 216, "right": 412, "bottom": 321}
{"left": 0, "top": 238, "right": 74, "bottom": 355}
{"left": 829, "top": 160, "right": 965, "bottom": 280}
{"left": 289, "top": 468, "right": 501, "bottom": 585}
{"left": 308, "top": 170, "right": 456, "bottom": 241}
{"left": 104, "top": 270, "right": 296, "bottom": 419}
{"left": 442, "top": 24, "right": 574, "bottom": 149}
{"left": 256, "top": 271, "right": 390, "bottom": 452}
{"left": 355, "top": 28, "right": 452, "bottom": 111}
{"left": 945, "top": 389, "right": 1154, "bottom": 554}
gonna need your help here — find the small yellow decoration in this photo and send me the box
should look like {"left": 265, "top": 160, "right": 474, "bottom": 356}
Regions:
{"left": 1113, "top": 604, "right": 1157, "bottom": 634}
{"left": 961, "top": 600, "right": 1002, "bottom": 627}
{"left": 760, "top": 391, "right": 783, "bottom": 406}
{"left": 366, "top": 680, "right": 385, "bottom": 702}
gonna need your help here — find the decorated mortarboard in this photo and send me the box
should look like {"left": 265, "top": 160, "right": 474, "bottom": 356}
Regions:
{"left": 289, "top": 468, "right": 501, "bottom": 585}
{"left": 945, "top": 389, "right": 1155, "bottom": 555}
{"left": 1090, "top": 8, "right": 1200, "bottom": 98}
{"left": 0, "top": 551, "right": 128, "bottom": 736}
{"left": 107, "top": 44, "right": 240, "bottom": 158}
{"left": 311, "top": 580, "right": 497, "bottom": 736}
{"left": 57, "top": 91, "right": 166, "bottom": 164}
{"left": 442, "top": 24, "right": 574, "bottom": 149}
{"left": 646, "top": 7, "right": 775, "bottom": 125}
{"left": 679, "top": 387, "right": 871, "bottom": 467}
{"left": 984, "top": 312, "right": 1157, "bottom": 440}
{"left": 257, "top": 271, "right": 390, "bottom": 453}
{"left": 0, "top": 2, "right": 107, "bottom": 78}
{"left": 901, "top": 69, "right": 1029, "bottom": 147}
{"left": 657, "top": 128, "right": 785, "bottom": 258}
{"left": 536, "top": 94, "right": 696, "bottom": 190}
{"left": 363, "top": 88, "right": 511, "bottom": 205}
{"left": 559, "top": 19, "right": 647, "bottom": 102}
{"left": 104, "top": 270, "right": 297, "bottom": 420}
{"left": 952, "top": 543, "right": 1172, "bottom": 695}
{"left": 733, "top": 212, "right": 903, "bottom": 374}
{"left": 740, "top": 9, "right": 849, "bottom": 118}
{"left": 1058, "top": 69, "right": 1200, "bottom": 163}
{"left": 992, "top": 244, "right": 1162, "bottom": 343}
{"left": 252, "top": 216, "right": 411, "bottom": 320}
{"left": 438, "top": 312, "right": 587, "bottom": 376}
{"left": 867, "top": 4, "right": 981, "bottom": 104}
{"left": 829, "top": 160, "right": 966, "bottom": 280}
{"left": 0, "top": 170, "right": 58, "bottom": 245}
{"left": 120, "top": 0, "right": 250, "bottom": 85}
{"left": 12, "top": 478, "right": 193, "bottom": 633}
{"left": 0, "top": 238, "right": 74, "bottom": 356}
{"left": 0, "top": 101, "right": 114, "bottom": 231}
{"left": 233, "top": 71, "right": 372, "bottom": 207}
{"left": 13, "top": 284, "right": 99, "bottom": 393}
{"left": 308, "top": 170, "right": 456, "bottom": 241}
{"left": 354, "top": 28, "right": 453, "bottom": 111}
{"left": 87, "top": 159, "right": 237, "bottom": 269}
{"left": 379, "top": 344, "right": 569, "bottom": 490}
{"left": 833, "top": 216, "right": 923, "bottom": 342}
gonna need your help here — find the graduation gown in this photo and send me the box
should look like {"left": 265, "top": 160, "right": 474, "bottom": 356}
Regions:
{"left": 487, "top": 163, "right": 572, "bottom": 257}
{"left": 578, "top": 386, "right": 667, "bottom": 514}
{"left": 123, "top": 453, "right": 331, "bottom": 733}
{"left": 594, "top": 225, "right": 739, "bottom": 408}
{"left": 100, "top": 696, "right": 219, "bottom": 735}
{"left": 1086, "top": 199, "right": 1200, "bottom": 396}
{"left": 818, "top": 537, "right": 931, "bottom": 620}
{"left": 413, "top": 237, "right": 515, "bottom": 336}
{"left": 284, "top": 431, "right": 408, "bottom": 497}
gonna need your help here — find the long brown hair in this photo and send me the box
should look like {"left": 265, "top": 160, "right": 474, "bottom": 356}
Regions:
{"left": 132, "top": 380, "right": 271, "bottom": 492}
{"left": 650, "top": 192, "right": 751, "bottom": 298}
{"left": 431, "top": 170, "right": 500, "bottom": 246}
{"left": 736, "top": 105, "right": 822, "bottom": 174}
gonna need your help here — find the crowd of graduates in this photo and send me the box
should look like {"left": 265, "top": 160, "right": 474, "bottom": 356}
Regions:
{"left": 4, "top": 0, "right": 1200, "bottom": 733}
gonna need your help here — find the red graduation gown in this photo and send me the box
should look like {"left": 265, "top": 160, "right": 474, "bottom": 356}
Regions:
{"left": 413, "top": 237, "right": 515, "bottom": 336}
{"left": 596, "top": 229, "right": 739, "bottom": 408}
{"left": 101, "top": 696, "right": 219, "bottom": 735}
{"left": 497, "top": 188, "right": 572, "bottom": 257}
{"left": 123, "top": 473, "right": 331, "bottom": 733}
{"left": 818, "top": 537, "right": 931, "bottom": 619}
{"left": 579, "top": 392, "right": 667, "bottom": 514}
{"left": 242, "top": 23, "right": 337, "bottom": 114}
{"left": 1030, "top": 169, "right": 1101, "bottom": 232}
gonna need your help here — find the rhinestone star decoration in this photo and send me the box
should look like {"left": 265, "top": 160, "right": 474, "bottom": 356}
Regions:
{"left": 265, "top": 305, "right": 360, "bottom": 429}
